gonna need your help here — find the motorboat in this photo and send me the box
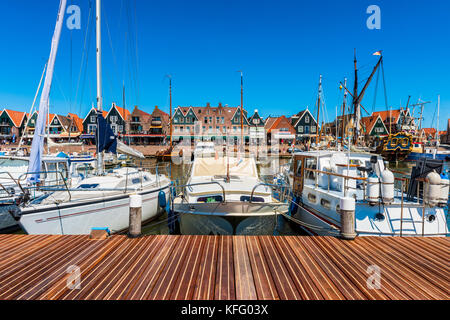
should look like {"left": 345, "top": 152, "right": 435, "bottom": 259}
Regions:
{"left": 283, "top": 150, "right": 448, "bottom": 237}
{"left": 173, "top": 156, "right": 290, "bottom": 235}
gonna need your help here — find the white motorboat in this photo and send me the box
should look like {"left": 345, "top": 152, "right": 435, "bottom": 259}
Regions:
{"left": 283, "top": 150, "right": 449, "bottom": 237}
{"left": 193, "top": 142, "right": 216, "bottom": 158}
{"left": 13, "top": 167, "right": 170, "bottom": 235}
{"left": 173, "top": 156, "right": 289, "bottom": 235}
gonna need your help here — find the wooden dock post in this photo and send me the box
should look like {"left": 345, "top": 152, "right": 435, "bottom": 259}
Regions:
{"left": 128, "top": 194, "right": 142, "bottom": 238}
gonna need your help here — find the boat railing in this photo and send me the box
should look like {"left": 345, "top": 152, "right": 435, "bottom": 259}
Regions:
{"left": 0, "top": 171, "right": 25, "bottom": 199}
{"left": 303, "top": 167, "right": 428, "bottom": 204}
{"left": 250, "top": 182, "right": 292, "bottom": 203}
{"left": 171, "top": 181, "right": 226, "bottom": 203}
{"left": 17, "top": 170, "right": 72, "bottom": 202}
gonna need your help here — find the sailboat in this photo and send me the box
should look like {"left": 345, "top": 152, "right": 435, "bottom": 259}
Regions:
{"left": 11, "top": 0, "right": 170, "bottom": 235}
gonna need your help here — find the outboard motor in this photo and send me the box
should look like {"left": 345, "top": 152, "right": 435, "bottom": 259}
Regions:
{"left": 424, "top": 170, "right": 441, "bottom": 207}
{"left": 380, "top": 169, "right": 394, "bottom": 204}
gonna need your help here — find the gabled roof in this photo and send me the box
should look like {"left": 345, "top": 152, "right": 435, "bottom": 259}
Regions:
{"left": 421, "top": 128, "right": 437, "bottom": 136}
{"left": 372, "top": 109, "right": 403, "bottom": 124}
{"left": 82, "top": 107, "right": 108, "bottom": 123}
{"left": 2, "top": 109, "right": 27, "bottom": 127}
{"left": 292, "top": 109, "right": 317, "bottom": 128}
{"left": 108, "top": 104, "right": 131, "bottom": 121}
{"left": 264, "top": 115, "right": 295, "bottom": 134}
{"left": 68, "top": 113, "right": 84, "bottom": 132}
{"left": 361, "top": 114, "right": 386, "bottom": 135}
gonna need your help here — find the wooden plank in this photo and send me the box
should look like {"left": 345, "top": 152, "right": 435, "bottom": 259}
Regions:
{"left": 147, "top": 235, "right": 195, "bottom": 300}
{"left": 0, "top": 235, "right": 84, "bottom": 299}
{"left": 312, "top": 237, "right": 389, "bottom": 300}
{"left": 297, "top": 237, "right": 365, "bottom": 300}
{"left": 245, "top": 236, "right": 279, "bottom": 300}
{"left": 125, "top": 235, "right": 179, "bottom": 300}
{"left": 39, "top": 236, "right": 124, "bottom": 300}
{"left": 344, "top": 238, "right": 432, "bottom": 300}
{"left": 111, "top": 235, "right": 173, "bottom": 300}
{"left": 233, "top": 236, "right": 257, "bottom": 300}
{"left": 75, "top": 237, "right": 148, "bottom": 300}
{"left": 192, "top": 235, "right": 218, "bottom": 300}
{"left": 362, "top": 237, "right": 449, "bottom": 299}
{"left": 170, "top": 235, "right": 207, "bottom": 300}
{"left": 215, "top": 236, "right": 235, "bottom": 300}
{"left": 258, "top": 236, "right": 301, "bottom": 300}
{"left": 271, "top": 236, "right": 320, "bottom": 299}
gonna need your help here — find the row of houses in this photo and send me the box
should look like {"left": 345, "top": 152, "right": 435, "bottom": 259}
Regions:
{"left": 0, "top": 102, "right": 447, "bottom": 146}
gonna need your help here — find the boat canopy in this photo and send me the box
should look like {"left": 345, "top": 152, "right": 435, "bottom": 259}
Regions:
{"left": 192, "top": 157, "right": 258, "bottom": 178}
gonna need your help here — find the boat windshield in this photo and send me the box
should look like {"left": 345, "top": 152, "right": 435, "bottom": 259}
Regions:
{"left": 192, "top": 157, "right": 258, "bottom": 178}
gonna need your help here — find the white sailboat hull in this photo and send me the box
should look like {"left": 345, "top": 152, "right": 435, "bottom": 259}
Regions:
{"left": 17, "top": 184, "right": 170, "bottom": 235}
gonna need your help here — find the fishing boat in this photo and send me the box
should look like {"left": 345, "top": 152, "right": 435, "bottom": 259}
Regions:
{"left": 173, "top": 155, "right": 290, "bottom": 235}
{"left": 9, "top": 0, "right": 171, "bottom": 235}
{"left": 282, "top": 150, "right": 448, "bottom": 237}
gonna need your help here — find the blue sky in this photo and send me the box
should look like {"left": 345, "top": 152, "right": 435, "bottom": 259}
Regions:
{"left": 0, "top": 0, "right": 448, "bottom": 129}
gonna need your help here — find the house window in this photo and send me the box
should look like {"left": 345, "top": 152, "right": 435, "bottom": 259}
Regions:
{"left": 119, "top": 125, "right": 123, "bottom": 132}
{"left": 305, "top": 116, "right": 310, "bottom": 123}
{"left": 223, "top": 126, "right": 226, "bottom": 133}
{"left": 90, "top": 116, "right": 96, "bottom": 123}
{"left": 298, "top": 126, "right": 304, "bottom": 133}
{"left": 88, "top": 124, "right": 97, "bottom": 133}
{"left": 311, "top": 126, "right": 316, "bottom": 133}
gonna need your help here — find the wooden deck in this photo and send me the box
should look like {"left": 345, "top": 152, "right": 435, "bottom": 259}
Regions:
{"left": 0, "top": 234, "right": 448, "bottom": 300}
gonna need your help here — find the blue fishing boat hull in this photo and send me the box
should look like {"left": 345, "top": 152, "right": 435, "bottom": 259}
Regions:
{"left": 406, "top": 152, "right": 450, "bottom": 161}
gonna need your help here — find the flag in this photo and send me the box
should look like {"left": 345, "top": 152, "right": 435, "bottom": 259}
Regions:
{"left": 373, "top": 50, "right": 382, "bottom": 56}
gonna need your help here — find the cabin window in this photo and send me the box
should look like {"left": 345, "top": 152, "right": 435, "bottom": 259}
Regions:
{"left": 295, "top": 159, "right": 303, "bottom": 177}
{"left": 240, "top": 196, "right": 264, "bottom": 203}
{"left": 197, "top": 195, "right": 223, "bottom": 203}
{"left": 78, "top": 184, "right": 99, "bottom": 189}
{"left": 320, "top": 199, "right": 331, "bottom": 209}
{"left": 131, "top": 178, "right": 141, "bottom": 184}
{"left": 305, "top": 157, "right": 317, "bottom": 181}
{"left": 307, "top": 193, "right": 316, "bottom": 203}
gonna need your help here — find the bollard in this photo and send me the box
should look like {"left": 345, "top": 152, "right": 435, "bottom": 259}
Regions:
{"left": 128, "top": 194, "right": 143, "bottom": 238}
{"left": 339, "top": 197, "right": 357, "bottom": 240}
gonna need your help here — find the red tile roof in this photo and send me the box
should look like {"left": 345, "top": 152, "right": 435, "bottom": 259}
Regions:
{"left": 3, "top": 109, "right": 27, "bottom": 127}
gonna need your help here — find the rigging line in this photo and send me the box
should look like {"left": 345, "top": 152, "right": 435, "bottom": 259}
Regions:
{"left": 372, "top": 66, "right": 380, "bottom": 113}
{"left": 53, "top": 71, "right": 70, "bottom": 108}
{"left": 381, "top": 60, "right": 389, "bottom": 111}
{"left": 78, "top": 4, "right": 95, "bottom": 114}
{"left": 126, "top": 2, "right": 138, "bottom": 106}
{"left": 133, "top": 0, "right": 140, "bottom": 106}
{"left": 125, "top": 0, "right": 139, "bottom": 105}
{"left": 104, "top": 2, "right": 121, "bottom": 101}
{"left": 74, "top": 0, "right": 93, "bottom": 114}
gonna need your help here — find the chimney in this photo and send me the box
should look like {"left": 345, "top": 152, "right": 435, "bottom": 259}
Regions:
{"left": 206, "top": 102, "right": 210, "bottom": 108}
{"left": 218, "top": 102, "right": 222, "bottom": 108}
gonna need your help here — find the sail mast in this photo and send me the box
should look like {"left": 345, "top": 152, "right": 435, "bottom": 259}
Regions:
{"left": 341, "top": 78, "right": 347, "bottom": 145}
{"left": 169, "top": 76, "right": 172, "bottom": 149}
{"left": 316, "top": 75, "right": 322, "bottom": 144}
{"left": 27, "top": 0, "right": 67, "bottom": 182}
{"left": 96, "top": 0, "right": 103, "bottom": 174}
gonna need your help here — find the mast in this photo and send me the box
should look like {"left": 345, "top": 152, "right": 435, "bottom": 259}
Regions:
{"left": 169, "top": 76, "right": 172, "bottom": 148}
{"left": 27, "top": 0, "right": 67, "bottom": 182}
{"left": 239, "top": 71, "right": 244, "bottom": 151}
{"left": 96, "top": 0, "right": 103, "bottom": 174}
{"left": 352, "top": 49, "right": 358, "bottom": 144}
{"left": 341, "top": 78, "right": 347, "bottom": 145}
{"left": 436, "top": 95, "right": 440, "bottom": 144}
{"left": 316, "top": 74, "right": 322, "bottom": 144}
